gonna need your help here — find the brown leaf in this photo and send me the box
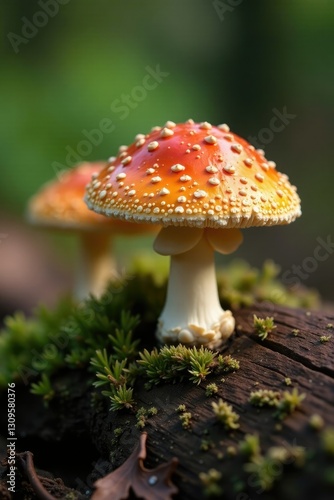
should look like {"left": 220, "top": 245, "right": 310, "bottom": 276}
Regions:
{"left": 92, "top": 432, "right": 179, "bottom": 500}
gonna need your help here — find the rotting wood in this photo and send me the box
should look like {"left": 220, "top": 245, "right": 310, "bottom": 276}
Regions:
{"left": 1, "top": 303, "right": 334, "bottom": 499}
{"left": 90, "top": 303, "right": 334, "bottom": 499}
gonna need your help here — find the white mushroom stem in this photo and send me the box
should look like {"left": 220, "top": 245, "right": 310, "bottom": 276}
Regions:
{"left": 74, "top": 232, "right": 116, "bottom": 301}
{"left": 154, "top": 227, "right": 243, "bottom": 348}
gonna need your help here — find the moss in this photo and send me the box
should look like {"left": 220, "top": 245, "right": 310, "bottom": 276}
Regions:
{"left": 137, "top": 345, "right": 239, "bottom": 388}
{"left": 309, "top": 414, "right": 325, "bottom": 431}
{"left": 205, "top": 383, "right": 218, "bottom": 397}
{"left": 275, "top": 388, "right": 306, "bottom": 420}
{"left": 30, "top": 373, "right": 55, "bottom": 404}
{"left": 0, "top": 299, "right": 74, "bottom": 388}
{"left": 0, "top": 263, "right": 320, "bottom": 420}
{"left": 201, "top": 428, "right": 334, "bottom": 497}
{"left": 135, "top": 406, "right": 158, "bottom": 428}
{"left": 216, "top": 354, "right": 240, "bottom": 373}
{"left": 249, "top": 387, "right": 306, "bottom": 420}
{"left": 199, "top": 468, "right": 223, "bottom": 497}
{"left": 249, "top": 389, "right": 281, "bottom": 408}
{"left": 179, "top": 412, "right": 192, "bottom": 430}
{"left": 136, "top": 406, "right": 158, "bottom": 429}
{"left": 217, "top": 258, "right": 321, "bottom": 311}
{"left": 253, "top": 315, "right": 276, "bottom": 340}
{"left": 109, "top": 385, "right": 134, "bottom": 411}
{"left": 244, "top": 443, "right": 306, "bottom": 492}
{"left": 212, "top": 399, "right": 240, "bottom": 430}
{"left": 226, "top": 446, "right": 237, "bottom": 457}
{"left": 200, "top": 439, "right": 213, "bottom": 452}
{"left": 113, "top": 427, "right": 123, "bottom": 437}
{"left": 176, "top": 404, "right": 186, "bottom": 413}
{"left": 239, "top": 434, "right": 261, "bottom": 459}
{"left": 321, "top": 427, "right": 334, "bottom": 456}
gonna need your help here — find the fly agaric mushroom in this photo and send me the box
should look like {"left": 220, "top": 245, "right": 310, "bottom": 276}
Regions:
{"left": 26, "top": 161, "right": 156, "bottom": 300}
{"left": 85, "top": 120, "right": 301, "bottom": 347}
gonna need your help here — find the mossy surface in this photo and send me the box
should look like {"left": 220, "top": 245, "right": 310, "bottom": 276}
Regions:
{"left": 0, "top": 261, "right": 332, "bottom": 499}
{"left": 0, "top": 259, "right": 322, "bottom": 393}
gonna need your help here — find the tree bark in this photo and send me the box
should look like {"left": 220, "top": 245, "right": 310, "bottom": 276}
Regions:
{"left": 1, "top": 303, "right": 334, "bottom": 499}
{"left": 91, "top": 303, "right": 334, "bottom": 499}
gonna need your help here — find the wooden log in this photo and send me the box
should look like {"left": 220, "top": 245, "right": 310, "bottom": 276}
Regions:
{"left": 1, "top": 303, "right": 334, "bottom": 499}
{"left": 89, "top": 303, "right": 334, "bottom": 499}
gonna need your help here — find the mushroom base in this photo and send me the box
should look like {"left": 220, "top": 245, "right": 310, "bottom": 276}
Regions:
{"left": 156, "top": 309, "right": 235, "bottom": 349}
{"left": 154, "top": 231, "right": 237, "bottom": 348}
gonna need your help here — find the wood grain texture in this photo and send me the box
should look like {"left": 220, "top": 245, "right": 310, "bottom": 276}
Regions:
{"left": 1, "top": 303, "right": 333, "bottom": 499}
{"left": 90, "top": 303, "right": 334, "bottom": 499}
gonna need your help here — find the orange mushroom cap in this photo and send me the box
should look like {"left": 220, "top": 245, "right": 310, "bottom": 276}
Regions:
{"left": 85, "top": 120, "right": 301, "bottom": 228}
{"left": 27, "top": 162, "right": 157, "bottom": 234}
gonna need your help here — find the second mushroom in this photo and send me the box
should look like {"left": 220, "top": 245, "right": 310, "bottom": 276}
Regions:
{"left": 85, "top": 120, "right": 301, "bottom": 348}
{"left": 27, "top": 162, "right": 157, "bottom": 301}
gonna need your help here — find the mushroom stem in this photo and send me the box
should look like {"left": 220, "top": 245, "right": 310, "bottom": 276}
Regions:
{"left": 74, "top": 232, "right": 116, "bottom": 300}
{"left": 157, "top": 234, "right": 235, "bottom": 348}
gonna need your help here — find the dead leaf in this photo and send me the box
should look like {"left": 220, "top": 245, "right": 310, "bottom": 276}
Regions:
{"left": 92, "top": 432, "right": 179, "bottom": 500}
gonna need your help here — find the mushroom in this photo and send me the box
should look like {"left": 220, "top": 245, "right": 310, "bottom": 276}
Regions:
{"left": 26, "top": 161, "right": 157, "bottom": 300}
{"left": 85, "top": 120, "right": 301, "bottom": 347}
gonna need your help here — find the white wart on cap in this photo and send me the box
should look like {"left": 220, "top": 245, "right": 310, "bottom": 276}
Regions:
{"left": 85, "top": 121, "right": 301, "bottom": 229}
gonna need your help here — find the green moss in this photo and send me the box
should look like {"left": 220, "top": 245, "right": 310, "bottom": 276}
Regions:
{"left": 113, "top": 427, "right": 123, "bottom": 437}
{"left": 199, "top": 468, "right": 223, "bottom": 497}
{"left": 253, "top": 315, "right": 276, "bottom": 340}
{"left": 135, "top": 406, "right": 158, "bottom": 428}
{"left": 226, "top": 446, "right": 237, "bottom": 456}
{"left": 30, "top": 373, "right": 55, "bottom": 404}
{"left": 249, "top": 387, "right": 305, "bottom": 420}
{"left": 176, "top": 404, "right": 186, "bottom": 413}
{"left": 176, "top": 405, "right": 192, "bottom": 429}
{"left": 217, "top": 259, "right": 321, "bottom": 311}
{"left": 0, "top": 298, "right": 74, "bottom": 387}
{"left": 249, "top": 389, "right": 281, "bottom": 408}
{"left": 179, "top": 411, "right": 192, "bottom": 430}
{"left": 239, "top": 434, "right": 261, "bottom": 459}
{"left": 275, "top": 388, "right": 306, "bottom": 420}
{"left": 216, "top": 354, "right": 240, "bottom": 373}
{"left": 0, "top": 263, "right": 320, "bottom": 415}
{"left": 212, "top": 399, "right": 240, "bottom": 430}
{"left": 320, "top": 335, "right": 332, "bottom": 343}
{"left": 309, "top": 414, "right": 325, "bottom": 431}
{"left": 200, "top": 439, "right": 213, "bottom": 451}
{"left": 109, "top": 385, "right": 134, "bottom": 411}
{"left": 205, "top": 430, "right": 333, "bottom": 497}
{"left": 206, "top": 383, "right": 218, "bottom": 397}
{"left": 321, "top": 427, "right": 334, "bottom": 456}
{"left": 137, "top": 345, "right": 239, "bottom": 388}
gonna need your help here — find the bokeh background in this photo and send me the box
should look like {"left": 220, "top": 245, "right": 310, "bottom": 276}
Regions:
{"left": 1, "top": 0, "right": 334, "bottom": 315}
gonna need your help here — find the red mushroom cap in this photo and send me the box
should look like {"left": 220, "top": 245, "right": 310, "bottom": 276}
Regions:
{"left": 85, "top": 120, "right": 301, "bottom": 228}
{"left": 27, "top": 162, "right": 157, "bottom": 234}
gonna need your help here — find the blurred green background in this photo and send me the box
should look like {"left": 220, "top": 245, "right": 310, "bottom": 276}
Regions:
{"left": 0, "top": 0, "right": 333, "bottom": 309}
